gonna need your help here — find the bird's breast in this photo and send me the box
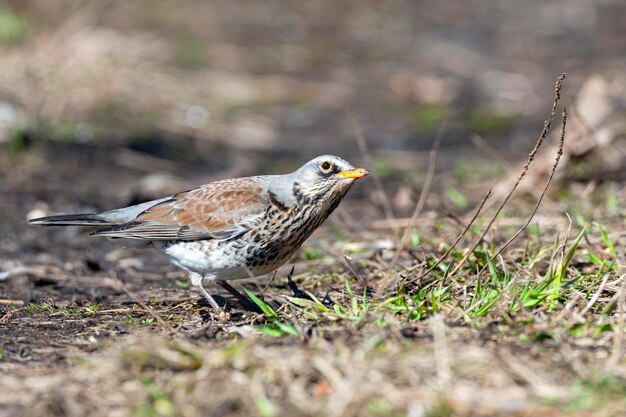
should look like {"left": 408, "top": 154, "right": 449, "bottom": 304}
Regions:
{"left": 153, "top": 193, "right": 344, "bottom": 279}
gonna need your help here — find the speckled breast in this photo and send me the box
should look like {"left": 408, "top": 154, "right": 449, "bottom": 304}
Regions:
{"left": 232, "top": 192, "right": 345, "bottom": 273}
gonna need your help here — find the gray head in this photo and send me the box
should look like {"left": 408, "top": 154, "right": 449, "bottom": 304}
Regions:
{"left": 286, "top": 155, "right": 369, "bottom": 205}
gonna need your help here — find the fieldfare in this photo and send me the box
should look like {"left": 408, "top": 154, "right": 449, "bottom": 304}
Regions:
{"left": 30, "top": 155, "right": 369, "bottom": 312}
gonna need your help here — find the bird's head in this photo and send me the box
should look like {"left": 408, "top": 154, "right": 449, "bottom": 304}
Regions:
{"left": 288, "top": 155, "right": 369, "bottom": 205}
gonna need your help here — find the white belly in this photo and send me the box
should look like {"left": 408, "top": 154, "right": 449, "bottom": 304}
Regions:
{"left": 154, "top": 240, "right": 280, "bottom": 281}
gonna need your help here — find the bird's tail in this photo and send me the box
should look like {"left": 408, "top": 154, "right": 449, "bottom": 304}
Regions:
{"left": 28, "top": 213, "right": 114, "bottom": 226}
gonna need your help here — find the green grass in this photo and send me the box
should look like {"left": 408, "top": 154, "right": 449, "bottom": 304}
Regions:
{"left": 244, "top": 288, "right": 300, "bottom": 337}
{"left": 226, "top": 218, "right": 624, "bottom": 354}
{"left": 6, "top": 204, "right": 626, "bottom": 416}
{"left": 445, "top": 186, "right": 469, "bottom": 209}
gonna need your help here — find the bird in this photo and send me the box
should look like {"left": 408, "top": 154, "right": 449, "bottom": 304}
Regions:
{"left": 29, "top": 155, "right": 369, "bottom": 312}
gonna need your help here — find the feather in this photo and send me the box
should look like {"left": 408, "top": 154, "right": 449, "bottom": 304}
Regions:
{"left": 91, "top": 179, "right": 267, "bottom": 241}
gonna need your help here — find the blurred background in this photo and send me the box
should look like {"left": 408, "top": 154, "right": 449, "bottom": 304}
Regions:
{"left": 5, "top": 3, "right": 626, "bottom": 415}
{"left": 2, "top": 0, "right": 626, "bottom": 248}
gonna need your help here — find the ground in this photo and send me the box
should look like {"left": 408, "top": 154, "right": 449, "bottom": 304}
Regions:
{"left": 2, "top": 1, "right": 626, "bottom": 416}
{"left": 3, "top": 128, "right": 626, "bottom": 416}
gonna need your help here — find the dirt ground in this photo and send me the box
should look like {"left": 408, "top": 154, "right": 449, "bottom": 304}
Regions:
{"left": 3, "top": 1, "right": 626, "bottom": 416}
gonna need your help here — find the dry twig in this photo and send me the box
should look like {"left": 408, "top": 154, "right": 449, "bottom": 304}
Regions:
{"left": 607, "top": 275, "right": 626, "bottom": 370}
{"left": 374, "top": 128, "right": 441, "bottom": 296}
{"left": 404, "top": 182, "right": 494, "bottom": 285}
{"left": 447, "top": 73, "right": 566, "bottom": 277}
{"left": 353, "top": 117, "right": 398, "bottom": 238}
{"left": 484, "top": 108, "right": 567, "bottom": 266}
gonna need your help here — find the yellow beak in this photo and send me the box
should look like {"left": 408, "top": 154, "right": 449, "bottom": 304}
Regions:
{"left": 338, "top": 168, "right": 370, "bottom": 179}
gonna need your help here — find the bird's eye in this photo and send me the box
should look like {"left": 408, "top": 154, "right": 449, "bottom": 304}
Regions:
{"left": 320, "top": 161, "right": 332, "bottom": 172}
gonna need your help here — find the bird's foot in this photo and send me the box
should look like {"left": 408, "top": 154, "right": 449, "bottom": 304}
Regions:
{"left": 287, "top": 268, "right": 313, "bottom": 301}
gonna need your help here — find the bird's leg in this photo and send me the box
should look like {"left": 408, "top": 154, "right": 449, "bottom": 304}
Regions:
{"left": 286, "top": 266, "right": 313, "bottom": 300}
{"left": 216, "top": 280, "right": 262, "bottom": 313}
{"left": 216, "top": 280, "right": 248, "bottom": 302}
{"left": 190, "top": 272, "right": 222, "bottom": 313}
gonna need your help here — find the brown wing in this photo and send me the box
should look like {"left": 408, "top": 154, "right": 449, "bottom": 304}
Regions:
{"left": 93, "top": 178, "right": 268, "bottom": 241}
